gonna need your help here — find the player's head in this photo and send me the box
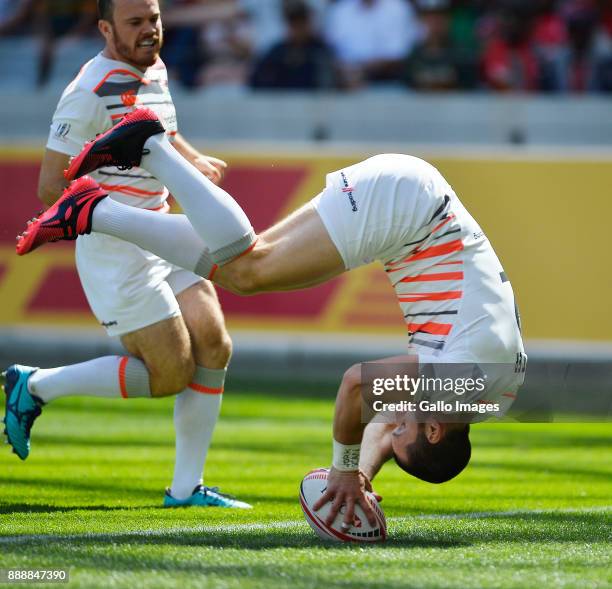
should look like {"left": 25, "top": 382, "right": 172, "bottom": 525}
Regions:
{"left": 390, "top": 416, "right": 471, "bottom": 484}
{"left": 97, "top": 0, "right": 163, "bottom": 70}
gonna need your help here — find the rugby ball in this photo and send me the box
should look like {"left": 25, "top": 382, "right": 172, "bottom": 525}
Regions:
{"left": 299, "top": 468, "right": 387, "bottom": 542}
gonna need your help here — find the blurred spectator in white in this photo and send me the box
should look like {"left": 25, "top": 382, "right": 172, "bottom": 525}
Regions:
{"left": 481, "top": 1, "right": 541, "bottom": 91}
{"left": 403, "top": 0, "right": 478, "bottom": 90}
{"left": 325, "top": 0, "right": 422, "bottom": 88}
{"left": 250, "top": 0, "right": 336, "bottom": 90}
{"left": 551, "top": 1, "right": 612, "bottom": 91}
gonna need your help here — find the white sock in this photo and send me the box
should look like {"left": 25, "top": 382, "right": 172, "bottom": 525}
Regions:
{"left": 92, "top": 200, "right": 210, "bottom": 275}
{"left": 141, "top": 134, "right": 256, "bottom": 264}
{"left": 28, "top": 356, "right": 151, "bottom": 403}
{"left": 170, "top": 366, "right": 225, "bottom": 500}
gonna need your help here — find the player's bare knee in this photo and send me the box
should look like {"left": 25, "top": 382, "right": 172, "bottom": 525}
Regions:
{"left": 193, "top": 327, "right": 233, "bottom": 369}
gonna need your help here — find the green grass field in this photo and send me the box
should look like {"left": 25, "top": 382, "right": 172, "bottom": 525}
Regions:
{"left": 0, "top": 392, "right": 610, "bottom": 589}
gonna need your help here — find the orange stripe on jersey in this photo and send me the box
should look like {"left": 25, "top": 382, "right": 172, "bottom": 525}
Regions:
{"left": 400, "top": 271, "right": 463, "bottom": 283}
{"left": 404, "top": 239, "right": 464, "bottom": 263}
{"left": 435, "top": 261, "right": 464, "bottom": 266}
{"left": 93, "top": 69, "right": 149, "bottom": 93}
{"left": 502, "top": 392, "right": 517, "bottom": 399}
{"left": 398, "top": 291, "right": 462, "bottom": 302}
{"left": 99, "top": 183, "right": 165, "bottom": 197}
{"left": 407, "top": 322, "right": 453, "bottom": 335}
{"left": 430, "top": 214, "right": 455, "bottom": 235}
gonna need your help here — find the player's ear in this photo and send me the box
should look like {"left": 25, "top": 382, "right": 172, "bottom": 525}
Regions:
{"left": 98, "top": 18, "right": 113, "bottom": 41}
{"left": 423, "top": 419, "right": 443, "bottom": 444}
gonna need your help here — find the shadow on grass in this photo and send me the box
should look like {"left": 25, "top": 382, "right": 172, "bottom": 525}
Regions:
{"left": 0, "top": 527, "right": 467, "bottom": 552}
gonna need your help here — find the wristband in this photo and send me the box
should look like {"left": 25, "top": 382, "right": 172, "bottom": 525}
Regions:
{"left": 332, "top": 440, "right": 361, "bottom": 471}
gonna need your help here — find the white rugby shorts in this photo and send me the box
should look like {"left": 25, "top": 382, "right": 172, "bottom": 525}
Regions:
{"left": 75, "top": 232, "right": 202, "bottom": 337}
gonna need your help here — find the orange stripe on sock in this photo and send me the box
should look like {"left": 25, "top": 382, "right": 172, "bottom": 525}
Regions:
{"left": 207, "top": 264, "right": 218, "bottom": 280}
{"left": 400, "top": 271, "right": 463, "bottom": 283}
{"left": 233, "top": 238, "right": 259, "bottom": 262}
{"left": 189, "top": 382, "right": 224, "bottom": 395}
{"left": 407, "top": 322, "right": 453, "bottom": 335}
{"left": 118, "top": 356, "right": 129, "bottom": 399}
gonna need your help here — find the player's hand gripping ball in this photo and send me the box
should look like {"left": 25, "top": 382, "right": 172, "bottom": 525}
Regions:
{"left": 299, "top": 468, "right": 387, "bottom": 542}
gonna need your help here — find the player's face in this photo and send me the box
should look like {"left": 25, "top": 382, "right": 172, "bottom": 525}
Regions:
{"left": 102, "top": 0, "right": 163, "bottom": 70}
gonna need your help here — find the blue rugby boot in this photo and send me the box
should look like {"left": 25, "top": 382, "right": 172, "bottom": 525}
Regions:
{"left": 2, "top": 365, "right": 42, "bottom": 460}
{"left": 164, "top": 485, "right": 252, "bottom": 509}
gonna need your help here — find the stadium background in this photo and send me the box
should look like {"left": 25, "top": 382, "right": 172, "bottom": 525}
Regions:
{"left": 1, "top": 0, "right": 611, "bottom": 354}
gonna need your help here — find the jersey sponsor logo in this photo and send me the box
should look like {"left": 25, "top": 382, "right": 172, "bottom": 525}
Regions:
{"left": 53, "top": 122, "right": 71, "bottom": 141}
{"left": 340, "top": 171, "right": 358, "bottom": 212}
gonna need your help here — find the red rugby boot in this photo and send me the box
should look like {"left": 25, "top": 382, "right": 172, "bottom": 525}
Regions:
{"left": 65, "top": 107, "right": 165, "bottom": 181}
{"left": 16, "top": 177, "right": 107, "bottom": 255}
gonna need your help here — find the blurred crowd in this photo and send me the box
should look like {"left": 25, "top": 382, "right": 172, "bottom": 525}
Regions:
{"left": 1, "top": 0, "right": 612, "bottom": 92}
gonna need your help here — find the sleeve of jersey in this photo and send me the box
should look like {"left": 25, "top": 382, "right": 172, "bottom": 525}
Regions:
{"left": 46, "top": 86, "right": 110, "bottom": 157}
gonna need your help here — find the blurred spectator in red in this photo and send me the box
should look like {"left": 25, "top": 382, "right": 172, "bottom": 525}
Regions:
{"left": 403, "top": 0, "right": 478, "bottom": 90}
{"left": 481, "top": 1, "right": 541, "bottom": 91}
{"left": 550, "top": 1, "right": 612, "bottom": 91}
{"left": 325, "top": 0, "right": 422, "bottom": 88}
{"left": 531, "top": 0, "right": 570, "bottom": 91}
{"left": 37, "top": 0, "right": 97, "bottom": 86}
{"left": 250, "top": 0, "right": 336, "bottom": 90}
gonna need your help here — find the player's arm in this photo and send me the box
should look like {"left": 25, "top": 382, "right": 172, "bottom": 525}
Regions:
{"left": 172, "top": 133, "right": 227, "bottom": 185}
{"left": 313, "top": 367, "right": 378, "bottom": 528}
{"left": 38, "top": 149, "right": 71, "bottom": 207}
{"left": 360, "top": 421, "right": 394, "bottom": 482}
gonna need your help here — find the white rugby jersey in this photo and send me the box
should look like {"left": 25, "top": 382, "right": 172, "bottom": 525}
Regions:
{"left": 46, "top": 53, "right": 178, "bottom": 211}
{"left": 321, "top": 155, "right": 523, "bottom": 361}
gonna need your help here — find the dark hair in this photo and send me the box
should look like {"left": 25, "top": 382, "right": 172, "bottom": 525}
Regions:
{"left": 394, "top": 424, "right": 471, "bottom": 484}
{"left": 98, "top": 0, "right": 114, "bottom": 21}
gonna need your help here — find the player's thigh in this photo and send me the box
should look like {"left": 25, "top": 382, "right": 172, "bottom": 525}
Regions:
{"left": 222, "top": 203, "right": 346, "bottom": 293}
{"left": 121, "top": 315, "right": 194, "bottom": 394}
{"left": 174, "top": 278, "right": 232, "bottom": 368}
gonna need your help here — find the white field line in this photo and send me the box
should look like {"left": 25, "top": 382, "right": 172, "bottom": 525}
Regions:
{"left": 0, "top": 506, "right": 609, "bottom": 545}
